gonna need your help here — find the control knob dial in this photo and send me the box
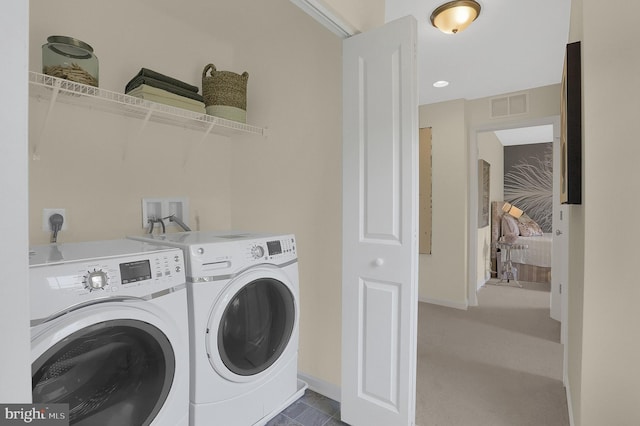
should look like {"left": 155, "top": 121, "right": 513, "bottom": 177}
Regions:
{"left": 83, "top": 269, "right": 109, "bottom": 291}
{"left": 250, "top": 245, "right": 265, "bottom": 259}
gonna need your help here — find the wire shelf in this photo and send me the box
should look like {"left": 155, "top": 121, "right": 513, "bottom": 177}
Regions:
{"left": 29, "top": 71, "right": 265, "bottom": 137}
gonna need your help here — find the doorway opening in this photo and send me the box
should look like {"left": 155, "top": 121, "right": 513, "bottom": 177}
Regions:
{"left": 478, "top": 125, "right": 554, "bottom": 289}
{"left": 468, "top": 114, "right": 568, "bottom": 361}
{"left": 468, "top": 116, "right": 562, "bottom": 309}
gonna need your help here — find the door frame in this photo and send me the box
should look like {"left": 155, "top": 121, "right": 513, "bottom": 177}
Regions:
{"left": 1, "top": 0, "right": 30, "bottom": 403}
{"left": 467, "top": 115, "right": 560, "bottom": 303}
{"left": 467, "top": 115, "right": 567, "bottom": 382}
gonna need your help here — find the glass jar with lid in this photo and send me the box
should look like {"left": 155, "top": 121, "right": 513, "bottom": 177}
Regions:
{"left": 42, "top": 36, "right": 99, "bottom": 87}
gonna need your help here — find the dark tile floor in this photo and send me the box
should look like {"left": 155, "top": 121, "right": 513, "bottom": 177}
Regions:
{"left": 266, "top": 390, "right": 348, "bottom": 426}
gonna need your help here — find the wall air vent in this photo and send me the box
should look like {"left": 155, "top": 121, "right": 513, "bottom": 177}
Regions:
{"left": 490, "top": 92, "right": 529, "bottom": 118}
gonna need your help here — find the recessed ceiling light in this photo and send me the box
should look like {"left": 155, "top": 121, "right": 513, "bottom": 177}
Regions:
{"left": 433, "top": 80, "right": 449, "bottom": 88}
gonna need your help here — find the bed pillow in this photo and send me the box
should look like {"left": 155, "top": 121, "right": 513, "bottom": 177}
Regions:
{"left": 517, "top": 213, "right": 544, "bottom": 236}
{"left": 501, "top": 214, "right": 520, "bottom": 237}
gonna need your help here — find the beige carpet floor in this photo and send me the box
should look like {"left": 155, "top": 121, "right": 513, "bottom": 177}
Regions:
{"left": 416, "top": 280, "right": 570, "bottom": 426}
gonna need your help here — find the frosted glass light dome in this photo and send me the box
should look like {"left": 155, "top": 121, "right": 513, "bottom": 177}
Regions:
{"left": 430, "top": 0, "right": 481, "bottom": 34}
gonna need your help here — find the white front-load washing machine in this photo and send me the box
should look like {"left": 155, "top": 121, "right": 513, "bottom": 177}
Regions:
{"left": 129, "top": 231, "right": 304, "bottom": 426}
{"left": 29, "top": 239, "right": 189, "bottom": 426}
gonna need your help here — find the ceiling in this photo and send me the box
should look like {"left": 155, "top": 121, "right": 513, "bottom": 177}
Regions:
{"left": 385, "top": 0, "right": 572, "bottom": 105}
{"left": 148, "top": 0, "right": 571, "bottom": 108}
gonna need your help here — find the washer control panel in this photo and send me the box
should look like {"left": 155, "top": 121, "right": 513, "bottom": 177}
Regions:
{"left": 250, "top": 244, "right": 265, "bottom": 260}
{"left": 29, "top": 241, "right": 186, "bottom": 320}
{"left": 72, "top": 252, "right": 183, "bottom": 294}
{"left": 83, "top": 268, "right": 109, "bottom": 291}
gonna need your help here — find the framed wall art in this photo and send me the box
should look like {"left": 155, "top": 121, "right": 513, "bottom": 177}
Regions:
{"left": 560, "top": 41, "right": 582, "bottom": 204}
{"left": 478, "top": 159, "right": 490, "bottom": 228}
{"left": 419, "top": 127, "right": 432, "bottom": 254}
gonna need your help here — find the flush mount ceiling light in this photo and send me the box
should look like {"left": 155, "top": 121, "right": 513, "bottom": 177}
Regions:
{"left": 430, "top": 0, "right": 481, "bottom": 34}
{"left": 433, "top": 80, "right": 450, "bottom": 88}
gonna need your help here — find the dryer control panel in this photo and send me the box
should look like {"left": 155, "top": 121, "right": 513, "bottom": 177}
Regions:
{"left": 127, "top": 231, "right": 298, "bottom": 282}
{"left": 250, "top": 237, "right": 296, "bottom": 261}
{"left": 188, "top": 234, "right": 297, "bottom": 282}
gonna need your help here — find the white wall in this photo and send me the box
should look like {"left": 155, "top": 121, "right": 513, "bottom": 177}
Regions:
{"left": 28, "top": 0, "right": 344, "bottom": 391}
{"left": 466, "top": 85, "right": 562, "bottom": 127}
{"left": 566, "top": 1, "right": 585, "bottom": 423}
{"left": 0, "top": 0, "right": 31, "bottom": 403}
{"left": 418, "top": 100, "right": 468, "bottom": 307}
{"left": 572, "top": 0, "right": 640, "bottom": 424}
{"left": 477, "top": 132, "right": 503, "bottom": 285}
{"left": 29, "top": 1, "right": 236, "bottom": 244}
{"left": 478, "top": 132, "right": 505, "bottom": 204}
{"left": 227, "top": 3, "right": 344, "bottom": 388}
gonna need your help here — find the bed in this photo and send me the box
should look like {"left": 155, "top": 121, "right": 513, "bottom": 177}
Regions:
{"left": 491, "top": 201, "right": 552, "bottom": 284}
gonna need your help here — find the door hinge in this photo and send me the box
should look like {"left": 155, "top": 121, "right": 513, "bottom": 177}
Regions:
{"left": 559, "top": 284, "right": 562, "bottom": 295}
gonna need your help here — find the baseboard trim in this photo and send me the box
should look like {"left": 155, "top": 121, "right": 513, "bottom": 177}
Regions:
{"left": 565, "top": 381, "right": 575, "bottom": 426}
{"left": 477, "top": 276, "right": 489, "bottom": 291}
{"left": 297, "top": 371, "right": 341, "bottom": 402}
{"left": 419, "top": 296, "right": 468, "bottom": 310}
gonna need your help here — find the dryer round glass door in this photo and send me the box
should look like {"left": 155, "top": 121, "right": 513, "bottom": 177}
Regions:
{"left": 32, "top": 319, "right": 174, "bottom": 426}
{"left": 207, "top": 272, "right": 296, "bottom": 381}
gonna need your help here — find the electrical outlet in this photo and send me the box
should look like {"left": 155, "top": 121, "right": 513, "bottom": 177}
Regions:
{"left": 42, "top": 208, "right": 68, "bottom": 232}
{"left": 142, "top": 198, "right": 189, "bottom": 230}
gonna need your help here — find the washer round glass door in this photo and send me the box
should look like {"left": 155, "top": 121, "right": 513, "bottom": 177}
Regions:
{"left": 206, "top": 267, "right": 297, "bottom": 382}
{"left": 31, "top": 306, "right": 176, "bottom": 426}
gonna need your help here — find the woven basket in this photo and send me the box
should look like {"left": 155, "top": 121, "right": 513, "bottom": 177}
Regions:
{"left": 202, "top": 64, "right": 248, "bottom": 121}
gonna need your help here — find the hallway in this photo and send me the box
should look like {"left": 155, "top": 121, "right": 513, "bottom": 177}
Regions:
{"left": 416, "top": 280, "right": 569, "bottom": 426}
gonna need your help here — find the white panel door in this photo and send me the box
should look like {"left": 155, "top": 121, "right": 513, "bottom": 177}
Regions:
{"left": 341, "top": 15, "right": 418, "bottom": 426}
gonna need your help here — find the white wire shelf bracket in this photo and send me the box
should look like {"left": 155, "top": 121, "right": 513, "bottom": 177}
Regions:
{"left": 29, "top": 71, "right": 265, "bottom": 144}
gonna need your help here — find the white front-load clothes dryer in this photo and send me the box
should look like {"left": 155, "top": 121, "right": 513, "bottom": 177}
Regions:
{"left": 129, "top": 231, "right": 304, "bottom": 426}
{"left": 29, "top": 239, "right": 189, "bottom": 426}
